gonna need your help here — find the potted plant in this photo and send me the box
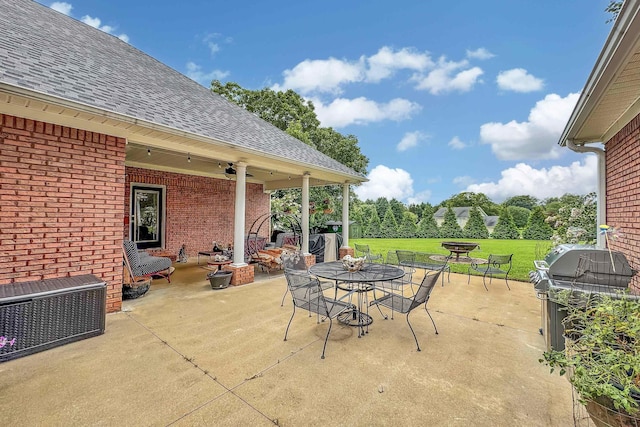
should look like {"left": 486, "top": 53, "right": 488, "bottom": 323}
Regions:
{"left": 540, "top": 290, "right": 640, "bottom": 426}
{"left": 309, "top": 201, "right": 317, "bottom": 214}
{"left": 122, "top": 276, "right": 151, "bottom": 299}
{"left": 206, "top": 270, "right": 232, "bottom": 289}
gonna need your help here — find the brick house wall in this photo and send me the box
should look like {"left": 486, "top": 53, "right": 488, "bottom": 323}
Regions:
{"left": 0, "top": 114, "right": 126, "bottom": 312}
{"left": 124, "top": 167, "right": 271, "bottom": 256}
{"left": 605, "top": 112, "right": 640, "bottom": 292}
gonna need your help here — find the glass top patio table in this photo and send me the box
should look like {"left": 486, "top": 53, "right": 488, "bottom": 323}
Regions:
{"left": 309, "top": 261, "right": 404, "bottom": 336}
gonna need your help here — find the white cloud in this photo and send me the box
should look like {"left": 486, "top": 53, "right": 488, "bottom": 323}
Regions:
{"left": 448, "top": 136, "right": 468, "bottom": 150}
{"left": 397, "top": 131, "right": 427, "bottom": 152}
{"left": 272, "top": 57, "right": 364, "bottom": 95}
{"left": 80, "top": 15, "right": 129, "bottom": 42}
{"left": 497, "top": 68, "right": 544, "bottom": 92}
{"left": 453, "top": 175, "right": 476, "bottom": 187}
{"left": 312, "top": 97, "right": 421, "bottom": 128}
{"left": 273, "top": 46, "right": 434, "bottom": 94}
{"left": 207, "top": 42, "right": 220, "bottom": 55}
{"left": 366, "top": 47, "right": 432, "bottom": 82}
{"left": 465, "top": 156, "right": 597, "bottom": 202}
{"left": 479, "top": 92, "right": 580, "bottom": 160}
{"left": 354, "top": 165, "right": 415, "bottom": 201}
{"left": 466, "top": 48, "right": 495, "bottom": 60}
{"left": 203, "top": 33, "right": 231, "bottom": 56}
{"left": 407, "top": 190, "right": 433, "bottom": 205}
{"left": 50, "top": 1, "right": 72, "bottom": 15}
{"left": 185, "top": 62, "right": 229, "bottom": 86}
{"left": 412, "top": 57, "right": 484, "bottom": 94}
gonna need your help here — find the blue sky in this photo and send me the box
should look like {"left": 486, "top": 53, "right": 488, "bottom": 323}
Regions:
{"left": 43, "top": 0, "right": 613, "bottom": 205}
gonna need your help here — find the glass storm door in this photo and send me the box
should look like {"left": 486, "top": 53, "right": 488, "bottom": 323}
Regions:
{"left": 131, "top": 186, "right": 164, "bottom": 249}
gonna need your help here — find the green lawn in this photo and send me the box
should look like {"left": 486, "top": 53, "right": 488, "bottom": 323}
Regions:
{"left": 351, "top": 238, "right": 553, "bottom": 282}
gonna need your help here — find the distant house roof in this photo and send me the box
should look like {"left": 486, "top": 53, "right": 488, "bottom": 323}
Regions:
{"left": 0, "top": 0, "right": 365, "bottom": 186}
{"left": 433, "top": 207, "right": 488, "bottom": 219}
{"left": 483, "top": 216, "right": 499, "bottom": 227}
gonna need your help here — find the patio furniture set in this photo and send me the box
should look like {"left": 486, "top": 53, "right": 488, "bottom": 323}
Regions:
{"left": 282, "top": 245, "right": 514, "bottom": 359}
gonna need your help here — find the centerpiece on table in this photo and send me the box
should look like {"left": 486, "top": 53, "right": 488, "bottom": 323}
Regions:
{"left": 342, "top": 255, "right": 365, "bottom": 272}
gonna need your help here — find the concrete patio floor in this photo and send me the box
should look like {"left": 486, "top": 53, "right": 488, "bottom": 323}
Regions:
{"left": 0, "top": 260, "right": 575, "bottom": 426}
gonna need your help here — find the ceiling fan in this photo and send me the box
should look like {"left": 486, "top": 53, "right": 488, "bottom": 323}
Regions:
{"left": 224, "top": 163, "right": 253, "bottom": 177}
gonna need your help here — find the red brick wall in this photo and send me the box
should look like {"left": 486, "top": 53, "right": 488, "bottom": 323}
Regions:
{"left": 606, "top": 112, "right": 640, "bottom": 292}
{"left": 124, "top": 167, "right": 270, "bottom": 255}
{"left": 0, "top": 114, "right": 126, "bottom": 312}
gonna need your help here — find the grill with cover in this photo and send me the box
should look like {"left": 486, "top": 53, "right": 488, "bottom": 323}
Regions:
{"left": 529, "top": 244, "right": 637, "bottom": 351}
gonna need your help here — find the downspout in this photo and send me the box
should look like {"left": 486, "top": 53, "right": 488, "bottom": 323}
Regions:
{"left": 566, "top": 140, "right": 606, "bottom": 249}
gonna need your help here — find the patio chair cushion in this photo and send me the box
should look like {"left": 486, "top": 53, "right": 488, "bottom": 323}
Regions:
{"left": 123, "top": 240, "right": 172, "bottom": 277}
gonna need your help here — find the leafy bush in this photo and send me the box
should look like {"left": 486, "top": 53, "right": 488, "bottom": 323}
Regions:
{"left": 540, "top": 291, "right": 640, "bottom": 416}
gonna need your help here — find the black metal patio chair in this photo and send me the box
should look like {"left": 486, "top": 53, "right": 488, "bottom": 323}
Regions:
{"left": 354, "top": 243, "right": 383, "bottom": 263}
{"left": 413, "top": 252, "right": 451, "bottom": 287}
{"left": 283, "top": 270, "right": 355, "bottom": 359}
{"left": 373, "top": 251, "right": 415, "bottom": 320}
{"left": 369, "top": 267, "right": 443, "bottom": 351}
{"left": 467, "top": 254, "right": 513, "bottom": 291}
{"left": 280, "top": 251, "right": 333, "bottom": 307}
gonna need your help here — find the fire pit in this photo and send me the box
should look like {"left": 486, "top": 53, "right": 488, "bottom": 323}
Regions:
{"left": 441, "top": 241, "right": 480, "bottom": 261}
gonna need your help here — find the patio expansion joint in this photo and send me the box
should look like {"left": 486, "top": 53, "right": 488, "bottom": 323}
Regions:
{"left": 123, "top": 311, "right": 285, "bottom": 426}
{"left": 433, "top": 309, "right": 540, "bottom": 335}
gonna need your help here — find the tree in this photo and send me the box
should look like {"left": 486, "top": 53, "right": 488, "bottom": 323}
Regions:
{"left": 463, "top": 206, "right": 489, "bottom": 239}
{"left": 523, "top": 206, "right": 554, "bottom": 241}
{"left": 375, "top": 198, "right": 390, "bottom": 223}
{"left": 389, "top": 198, "right": 405, "bottom": 225}
{"left": 606, "top": 1, "right": 622, "bottom": 23}
{"left": 211, "top": 80, "right": 369, "bottom": 175}
{"left": 364, "top": 206, "right": 381, "bottom": 238}
{"left": 507, "top": 206, "right": 531, "bottom": 229}
{"left": 440, "top": 206, "right": 463, "bottom": 238}
{"left": 211, "top": 81, "right": 319, "bottom": 134}
{"left": 504, "top": 195, "right": 539, "bottom": 210}
{"left": 491, "top": 207, "right": 520, "bottom": 239}
{"left": 417, "top": 205, "right": 440, "bottom": 238}
{"left": 408, "top": 202, "right": 430, "bottom": 222}
{"left": 398, "top": 211, "right": 418, "bottom": 238}
{"left": 380, "top": 207, "right": 399, "bottom": 238}
{"left": 310, "top": 127, "right": 368, "bottom": 175}
{"left": 546, "top": 192, "right": 597, "bottom": 244}
{"left": 439, "top": 192, "right": 499, "bottom": 215}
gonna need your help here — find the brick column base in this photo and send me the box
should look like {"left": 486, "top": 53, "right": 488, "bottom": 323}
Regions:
{"left": 224, "top": 264, "right": 254, "bottom": 286}
{"left": 339, "top": 247, "right": 354, "bottom": 259}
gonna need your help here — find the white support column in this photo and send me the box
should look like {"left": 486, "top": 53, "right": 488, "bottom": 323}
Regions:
{"left": 232, "top": 162, "right": 248, "bottom": 266}
{"left": 302, "top": 173, "right": 310, "bottom": 255}
{"left": 342, "top": 183, "right": 350, "bottom": 248}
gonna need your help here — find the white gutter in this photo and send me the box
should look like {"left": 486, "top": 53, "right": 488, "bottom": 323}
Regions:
{"left": 566, "top": 140, "right": 606, "bottom": 249}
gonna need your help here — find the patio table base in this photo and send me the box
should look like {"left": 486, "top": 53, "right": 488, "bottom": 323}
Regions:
{"left": 337, "top": 310, "right": 373, "bottom": 328}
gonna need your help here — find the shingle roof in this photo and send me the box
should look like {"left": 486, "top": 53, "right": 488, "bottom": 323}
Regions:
{"left": 433, "top": 207, "right": 487, "bottom": 219}
{"left": 0, "top": 0, "right": 363, "bottom": 180}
